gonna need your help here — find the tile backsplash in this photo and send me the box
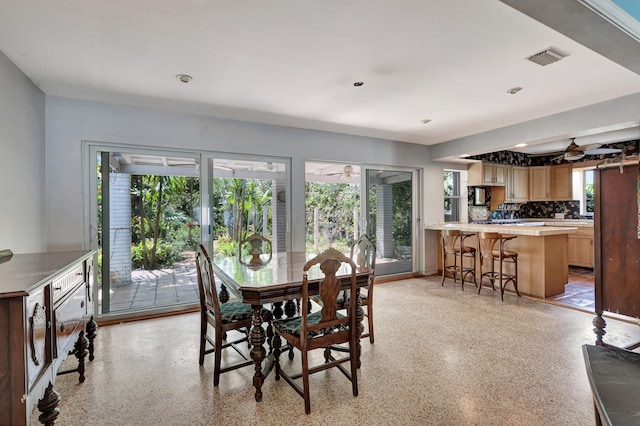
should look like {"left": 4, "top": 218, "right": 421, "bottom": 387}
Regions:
{"left": 467, "top": 187, "right": 582, "bottom": 220}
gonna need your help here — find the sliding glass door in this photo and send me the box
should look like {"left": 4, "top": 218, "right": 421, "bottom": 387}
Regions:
{"left": 89, "top": 145, "right": 290, "bottom": 320}
{"left": 303, "top": 162, "right": 421, "bottom": 277}
{"left": 364, "top": 167, "right": 420, "bottom": 276}
{"left": 97, "top": 150, "right": 201, "bottom": 315}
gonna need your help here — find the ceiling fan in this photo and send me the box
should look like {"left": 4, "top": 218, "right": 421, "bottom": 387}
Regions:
{"left": 328, "top": 165, "right": 360, "bottom": 179}
{"left": 547, "top": 138, "right": 622, "bottom": 161}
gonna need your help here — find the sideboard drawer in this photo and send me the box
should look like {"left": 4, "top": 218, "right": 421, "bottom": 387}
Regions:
{"left": 52, "top": 264, "right": 84, "bottom": 304}
{"left": 54, "top": 284, "right": 86, "bottom": 361}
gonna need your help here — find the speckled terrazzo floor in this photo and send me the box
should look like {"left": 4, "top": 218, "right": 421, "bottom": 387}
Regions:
{"left": 39, "top": 275, "right": 640, "bottom": 426}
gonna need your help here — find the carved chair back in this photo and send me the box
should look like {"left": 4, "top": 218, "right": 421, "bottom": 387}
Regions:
{"left": 196, "top": 244, "right": 223, "bottom": 324}
{"left": 301, "top": 247, "right": 357, "bottom": 350}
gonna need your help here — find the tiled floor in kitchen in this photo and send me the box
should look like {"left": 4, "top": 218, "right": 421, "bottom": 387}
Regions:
{"left": 547, "top": 266, "right": 595, "bottom": 312}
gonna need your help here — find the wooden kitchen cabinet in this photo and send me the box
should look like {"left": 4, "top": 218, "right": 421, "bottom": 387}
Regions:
{"left": 529, "top": 166, "right": 550, "bottom": 201}
{"left": 567, "top": 227, "right": 594, "bottom": 268}
{"left": 551, "top": 164, "right": 573, "bottom": 200}
{"left": 468, "top": 162, "right": 507, "bottom": 186}
{"left": 506, "top": 166, "right": 529, "bottom": 202}
{"left": 0, "top": 251, "right": 97, "bottom": 425}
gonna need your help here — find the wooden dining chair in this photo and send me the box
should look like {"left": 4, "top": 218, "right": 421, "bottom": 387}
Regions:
{"left": 477, "top": 232, "right": 520, "bottom": 301}
{"left": 239, "top": 233, "right": 272, "bottom": 266}
{"left": 196, "top": 244, "right": 267, "bottom": 386}
{"left": 273, "top": 247, "right": 359, "bottom": 414}
{"left": 441, "top": 229, "right": 477, "bottom": 290}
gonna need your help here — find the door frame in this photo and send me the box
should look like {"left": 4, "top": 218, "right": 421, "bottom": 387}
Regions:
{"left": 361, "top": 164, "right": 423, "bottom": 276}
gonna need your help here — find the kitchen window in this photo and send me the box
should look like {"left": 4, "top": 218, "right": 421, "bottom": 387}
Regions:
{"left": 572, "top": 168, "right": 595, "bottom": 217}
{"left": 444, "top": 170, "right": 460, "bottom": 222}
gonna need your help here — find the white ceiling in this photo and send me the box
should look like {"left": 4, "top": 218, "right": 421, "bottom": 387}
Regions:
{"left": 2, "top": 0, "right": 640, "bottom": 150}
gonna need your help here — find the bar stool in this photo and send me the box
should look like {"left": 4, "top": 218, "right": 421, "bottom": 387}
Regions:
{"left": 441, "top": 230, "right": 477, "bottom": 290}
{"left": 476, "top": 232, "right": 520, "bottom": 301}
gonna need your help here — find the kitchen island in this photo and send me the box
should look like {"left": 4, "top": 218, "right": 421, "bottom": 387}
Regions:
{"left": 425, "top": 223, "right": 578, "bottom": 298}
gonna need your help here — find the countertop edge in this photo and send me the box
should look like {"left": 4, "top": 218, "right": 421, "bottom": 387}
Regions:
{"left": 425, "top": 223, "right": 578, "bottom": 236}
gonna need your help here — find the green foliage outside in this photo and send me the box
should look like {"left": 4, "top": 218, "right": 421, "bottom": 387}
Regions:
{"left": 392, "top": 180, "right": 412, "bottom": 249}
{"left": 305, "top": 182, "right": 360, "bottom": 252}
{"left": 443, "top": 171, "right": 455, "bottom": 215}
{"left": 129, "top": 175, "right": 200, "bottom": 270}
{"left": 304, "top": 177, "right": 413, "bottom": 257}
{"left": 211, "top": 177, "right": 273, "bottom": 257}
{"left": 99, "top": 164, "right": 415, "bottom": 272}
{"left": 586, "top": 183, "right": 594, "bottom": 213}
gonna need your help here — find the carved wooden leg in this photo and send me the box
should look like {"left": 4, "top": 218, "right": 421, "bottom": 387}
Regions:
{"left": 354, "top": 289, "right": 364, "bottom": 368}
{"left": 272, "top": 301, "right": 284, "bottom": 320}
{"left": 593, "top": 313, "right": 607, "bottom": 346}
{"left": 263, "top": 309, "right": 274, "bottom": 353}
{"left": 219, "top": 284, "right": 230, "bottom": 304}
{"left": 72, "top": 330, "right": 89, "bottom": 383}
{"left": 38, "top": 382, "right": 61, "bottom": 426}
{"left": 284, "top": 299, "right": 297, "bottom": 318}
{"left": 249, "top": 305, "right": 266, "bottom": 402}
{"left": 283, "top": 299, "right": 297, "bottom": 360}
{"left": 441, "top": 250, "right": 447, "bottom": 286}
{"left": 324, "top": 346, "right": 332, "bottom": 363}
{"left": 218, "top": 284, "right": 230, "bottom": 342}
{"left": 273, "top": 330, "right": 282, "bottom": 381}
{"left": 86, "top": 315, "right": 98, "bottom": 361}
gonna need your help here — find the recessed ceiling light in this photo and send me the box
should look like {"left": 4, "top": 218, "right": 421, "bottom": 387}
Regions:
{"left": 515, "top": 143, "right": 528, "bottom": 147}
{"left": 176, "top": 74, "right": 192, "bottom": 83}
{"left": 506, "top": 87, "right": 523, "bottom": 95}
{"left": 353, "top": 81, "right": 364, "bottom": 87}
{"left": 420, "top": 119, "right": 432, "bottom": 124}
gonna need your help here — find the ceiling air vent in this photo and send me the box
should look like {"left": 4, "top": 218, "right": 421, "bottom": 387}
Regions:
{"left": 526, "top": 47, "right": 569, "bottom": 66}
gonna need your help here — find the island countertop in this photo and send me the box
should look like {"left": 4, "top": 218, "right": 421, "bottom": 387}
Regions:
{"left": 425, "top": 222, "right": 578, "bottom": 236}
{"left": 425, "top": 223, "right": 576, "bottom": 298}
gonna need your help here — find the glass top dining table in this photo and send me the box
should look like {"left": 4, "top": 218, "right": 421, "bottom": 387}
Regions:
{"left": 211, "top": 251, "right": 372, "bottom": 402}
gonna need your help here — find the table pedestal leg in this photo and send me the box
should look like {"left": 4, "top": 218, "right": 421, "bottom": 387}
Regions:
{"left": 249, "top": 305, "right": 266, "bottom": 402}
{"left": 355, "top": 289, "right": 364, "bottom": 368}
{"left": 593, "top": 313, "right": 607, "bottom": 346}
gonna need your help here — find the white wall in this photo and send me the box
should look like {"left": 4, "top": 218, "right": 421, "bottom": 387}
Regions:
{"left": 45, "top": 96, "right": 446, "bottom": 265}
{"left": 0, "top": 51, "right": 46, "bottom": 253}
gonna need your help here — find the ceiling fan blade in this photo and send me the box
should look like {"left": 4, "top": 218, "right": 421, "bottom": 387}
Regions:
{"left": 583, "top": 147, "right": 622, "bottom": 155}
{"left": 528, "top": 150, "right": 564, "bottom": 158}
{"left": 576, "top": 143, "right": 602, "bottom": 152}
{"left": 550, "top": 154, "right": 564, "bottom": 162}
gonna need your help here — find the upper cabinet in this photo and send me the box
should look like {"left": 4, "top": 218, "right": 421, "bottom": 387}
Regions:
{"left": 528, "top": 165, "right": 573, "bottom": 201}
{"left": 468, "top": 162, "right": 506, "bottom": 186}
{"left": 529, "top": 166, "right": 551, "bottom": 201}
{"left": 470, "top": 162, "right": 572, "bottom": 203}
{"left": 550, "top": 164, "right": 573, "bottom": 200}
{"left": 506, "top": 166, "right": 529, "bottom": 203}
